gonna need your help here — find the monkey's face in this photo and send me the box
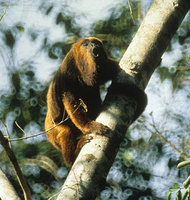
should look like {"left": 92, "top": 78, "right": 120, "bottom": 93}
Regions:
{"left": 82, "top": 38, "right": 107, "bottom": 62}
{"left": 72, "top": 37, "right": 108, "bottom": 86}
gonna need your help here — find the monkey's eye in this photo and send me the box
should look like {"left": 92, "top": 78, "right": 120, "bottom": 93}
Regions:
{"left": 82, "top": 40, "right": 89, "bottom": 47}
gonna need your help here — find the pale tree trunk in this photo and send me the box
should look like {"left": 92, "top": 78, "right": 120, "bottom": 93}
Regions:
{"left": 0, "top": 168, "right": 20, "bottom": 200}
{"left": 57, "top": 0, "right": 190, "bottom": 199}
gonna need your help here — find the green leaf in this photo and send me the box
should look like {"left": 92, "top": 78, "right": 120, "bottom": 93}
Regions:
{"left": 16, "top": 25, "right": 25, "bottom": 32}
{"left": 182, "top": 189, "right": 188, "bottom": 200}
{"left": 4, "top": 29, "right": 15, "bottom": 48}
{"left": 176, "top": 190, "right": 182, "bottom": 200}
{"left": 167, "top": 192, "right": 171, "bottom": 200}
{"left": 183, "top": 176, "right": 190, "bottom": 189}
{"left": 177, "top": 160, "right": 190, "bottom": 169}
{"left": 171, "top": 183, "right": 180, "bottom": 189}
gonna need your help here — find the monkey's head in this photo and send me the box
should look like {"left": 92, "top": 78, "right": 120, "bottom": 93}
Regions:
{"left": 70, "top": 37, "right": 112, "bottom": 86}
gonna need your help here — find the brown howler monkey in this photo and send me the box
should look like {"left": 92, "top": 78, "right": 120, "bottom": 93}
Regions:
{"left": 45, "top": 37, "right": 147, "bottom": 166}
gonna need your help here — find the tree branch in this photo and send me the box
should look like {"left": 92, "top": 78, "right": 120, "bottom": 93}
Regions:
{"left": 0, "top": 131, "right": 31, "bottom": 200}
{"left": 57, "top": 0, "right": 190, "bottom": 199}
{"left": 0, "top": 167, "right": 20, "bottom": 200}
{"left": 119, "top": 0, "right": 190, "bottom": 89}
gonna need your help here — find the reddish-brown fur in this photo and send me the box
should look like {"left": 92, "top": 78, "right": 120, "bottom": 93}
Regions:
{"left": 45, "top": 37, "right": 147, "bottom": 166}
{"left": 45, "top": 37, "right": 118, "bottom": 166}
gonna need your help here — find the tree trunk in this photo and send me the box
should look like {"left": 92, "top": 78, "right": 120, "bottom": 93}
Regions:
{"left": 0, "top": 168, "right": 20, "bottom": 200}
{"left": 57, "top": 0, "right": 190, "bottom": 199}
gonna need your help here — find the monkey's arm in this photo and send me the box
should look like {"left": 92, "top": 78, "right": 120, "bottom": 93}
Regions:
{"left": 62, "top": 92, "right": 108, "bottom": 134}
{"left": 107, "top": 82, "right": 147, "bottom": 121}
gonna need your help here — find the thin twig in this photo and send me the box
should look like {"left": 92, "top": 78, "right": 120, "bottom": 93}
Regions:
{"left": 0, "top": 0, "right": 10, "bottom": 21}
{"left": 128, "top": 0, "right": 135, "bottom": 24}
{"left": 10, "top": 98, "right": 87, "bottom": 142}
{"left": 12, "top": 119, "right": 66, "bottom": 142}
{"left": 48, "top": 193, "right": 59, "bottom": 200}
{"left": 15, "top": 121, "right": 27, "bottom": 136}
{"left": 148, "top": 114, "right": 189, "bottom": 160}
{"left": 1, "top": 120, "right": 12, "bottom": 149}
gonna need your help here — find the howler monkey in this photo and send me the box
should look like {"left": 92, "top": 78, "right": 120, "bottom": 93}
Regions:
{"left": 45, "top": 37, "right": 147, "bottom": 166}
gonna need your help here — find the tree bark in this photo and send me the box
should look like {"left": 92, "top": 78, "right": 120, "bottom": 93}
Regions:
{"left": 0, "top": 168, "right": 20, "bottom": 200}
{"left": 57, "top": 0, "right": 190, "bottom": 199}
